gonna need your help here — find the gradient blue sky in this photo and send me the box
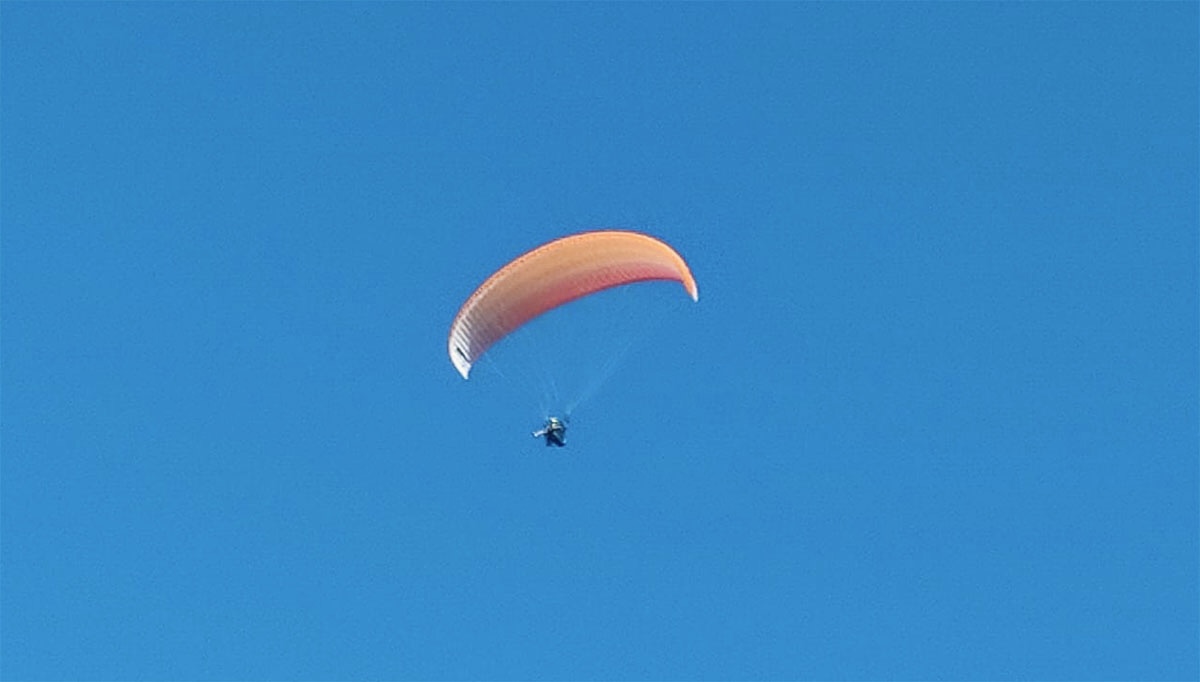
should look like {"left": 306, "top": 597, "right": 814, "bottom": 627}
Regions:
{"left": 3, "top": 3, "right": 1197, "bottom": 680}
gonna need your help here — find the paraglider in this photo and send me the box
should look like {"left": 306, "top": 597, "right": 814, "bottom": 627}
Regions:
{"left": 448, "top": 229, "right": 698, "bottom": 443}
{"left": 447, "top": 230, "right": 698, "bottom": 380}
{"left": 532, "top": 417, "right": 568, "bottom": 447}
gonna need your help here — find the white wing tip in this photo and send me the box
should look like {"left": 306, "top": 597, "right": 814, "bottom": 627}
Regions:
{"left": 450, "top": 345, "right": 472, "bottom": 379}
{"left": 454, "top": 360, "right": 471, "bottom": 380}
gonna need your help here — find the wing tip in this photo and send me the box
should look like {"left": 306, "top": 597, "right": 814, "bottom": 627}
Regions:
{"left": 454, "top": 360, "right": 471, "bottom": 380}
{"left": 450, "top": 345, "right": 472, "bottom": 379}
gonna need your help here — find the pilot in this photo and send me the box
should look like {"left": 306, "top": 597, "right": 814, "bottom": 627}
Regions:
{"left": 532, "top": 417, "right": 567, "bottom": 447}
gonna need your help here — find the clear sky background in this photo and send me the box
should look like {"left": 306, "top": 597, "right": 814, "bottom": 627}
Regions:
{"left": 2, "top": 3, "right": 1197, "bottom": 681}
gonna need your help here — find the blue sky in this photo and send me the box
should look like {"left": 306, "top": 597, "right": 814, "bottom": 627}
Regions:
{"left": 2, "top": 3, "right": 1196, "bottom": 680}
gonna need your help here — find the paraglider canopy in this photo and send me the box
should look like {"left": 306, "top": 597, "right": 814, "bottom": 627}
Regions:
{"left": 447, "top": 230, "right": 698, "bottom": 380}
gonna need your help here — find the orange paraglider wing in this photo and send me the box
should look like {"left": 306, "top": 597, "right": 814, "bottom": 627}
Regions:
{"left": 448, "top": 230, "right": 698, "bottom": 379}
